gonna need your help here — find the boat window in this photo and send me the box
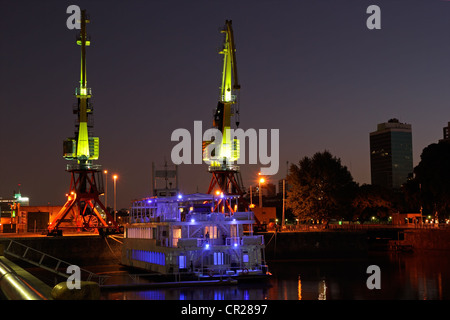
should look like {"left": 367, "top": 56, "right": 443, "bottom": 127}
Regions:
{"left": 205, "top": 225, "right": 218, "bottom": 239}
{"left": 214, "top": 252, "right": 224, "bottom": 265}
{"left": 173, "top": 227, "right": 182, "bottom": 247}
{"left": 230, "top": 224, "right": 237, "bottom": 238}
{"left": 179, "top": 255, "right": 186, "bottom": 269}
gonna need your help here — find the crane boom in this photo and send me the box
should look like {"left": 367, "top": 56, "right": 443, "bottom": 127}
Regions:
{"left": 76, "top": 10, "right": 91, "bottom": 161}
{"left": 220, "top": 20, "right": 240, "bottom": 102}
{"left": 225, "top": 20, "right": 240, "bottom": 91}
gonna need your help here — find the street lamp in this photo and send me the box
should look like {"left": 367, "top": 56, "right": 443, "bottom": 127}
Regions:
{"left": 113, "top": 174, "right": 118, "bottom": 222}
{"left": 259, "top": 177, "right": 265, "bottom": 208}
{"left": 104, "top": 170, "right": 108, "bottom": 210}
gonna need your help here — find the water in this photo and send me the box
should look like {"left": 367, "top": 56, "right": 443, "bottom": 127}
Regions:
{"left": 99, "top": 251, "right": 450, "bottom": 300}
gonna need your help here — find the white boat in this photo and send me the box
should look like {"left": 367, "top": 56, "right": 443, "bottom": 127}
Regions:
{"left": 121, "top": 193, "right": 271, "bottom": 282}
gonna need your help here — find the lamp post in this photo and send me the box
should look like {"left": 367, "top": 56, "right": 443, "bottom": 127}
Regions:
{"left": 258, "top": 177, "right": 265, "bottom": 208}
{"left": 113, "top": 174, "right": 118, "bottom": 222}
{"left": 282, "top": 179, "right": 285, "bottom": 229}
{"left": 104, "top": 170, "right": 108, "bottom": 210}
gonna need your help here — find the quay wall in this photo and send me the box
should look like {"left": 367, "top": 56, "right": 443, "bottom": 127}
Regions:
{"left": 1, "top": 231, "right": 371, "bottom": 267}
{"left": 403, "top": 229, "right": 450, "bottom": 250}
{"left": 262, "top": 231, "right": 369, "bottom": 260}
{"left": 4, "top": 228, "right": 448, "bottom": 267}
{"left": 0, "top": 236, "right": 122, "bottom": 267}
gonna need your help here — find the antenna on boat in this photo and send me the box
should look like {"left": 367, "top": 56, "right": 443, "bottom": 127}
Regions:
{"left": 152, "top": 161, "right": 179, "bottom": 197}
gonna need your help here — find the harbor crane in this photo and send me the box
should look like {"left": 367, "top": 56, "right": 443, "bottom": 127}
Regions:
{"left": 48, "top": 10, "right": 119, "bottom": 236}
{"left": 203, "top": 20, "right": 245, "bottom": 211}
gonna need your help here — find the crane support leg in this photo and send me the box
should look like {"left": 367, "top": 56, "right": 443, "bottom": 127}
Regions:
{"left": 48, "top": 168, "right": 119, "bottom": 236}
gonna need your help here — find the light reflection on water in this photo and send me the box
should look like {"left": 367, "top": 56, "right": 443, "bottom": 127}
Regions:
{"left": 101, "top": 251, "right": 450, "bottom": 300}
{"left": 103, "top": 285, "right": 269, "bottom": 300}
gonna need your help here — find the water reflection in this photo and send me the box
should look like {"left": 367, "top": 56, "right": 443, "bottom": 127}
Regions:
{"left": 318, "top": 280, "right": 327, "bottom": 300}
{"left": 102, "top": 284, "right": 271, "bottom": 300}
{"left": 389, "top": 251, "right": 448, "bottom": 300}
{"left": 101, "top": 251, "right": 450, "bottom": 300}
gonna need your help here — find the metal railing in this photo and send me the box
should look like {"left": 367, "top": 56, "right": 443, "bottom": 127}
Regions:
{"left": 66, "top": 163, "right": 102, "bottom": 171}
{"left": 3, "top": 239, "right": 109, "bottom": 285}
{"left": 208, "top": 164, "right": 240, "bottom": 172}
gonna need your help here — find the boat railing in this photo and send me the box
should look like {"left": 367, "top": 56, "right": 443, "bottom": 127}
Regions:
{"left": 241, "top": 235, "right": 265, "bottom": 245}
{"left": 187, "top": 212, "right": 226, "bottom": 222}
{"left": 175, "top": 235, "right": 264, "bottom": 248}
{"left": 226, "top": 237, "right": 241, "bottom": 246}
{"left": 232, "top": 211, "right": 254, "bottom": 221}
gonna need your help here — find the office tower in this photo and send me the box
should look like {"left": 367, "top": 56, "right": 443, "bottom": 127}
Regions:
{"left": 370, "top": 118, "right": 413, "bottom": 189}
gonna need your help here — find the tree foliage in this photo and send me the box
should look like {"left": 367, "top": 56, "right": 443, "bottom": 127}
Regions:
{"left": 286, "top": 151, "right": 357, "bottom": 222}
{"left": 406, "top": 142, "right": 450, "bottom": 220}
{"left": 352, "top": 184, "right": 394, "bottom": 221}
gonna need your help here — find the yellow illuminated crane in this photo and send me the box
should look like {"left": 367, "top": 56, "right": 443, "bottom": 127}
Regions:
{"left": 204, "top": 20, "right": 245, "bottom": 204}
{"left": 48, "top": 10, "right": 118, "bottom": 236}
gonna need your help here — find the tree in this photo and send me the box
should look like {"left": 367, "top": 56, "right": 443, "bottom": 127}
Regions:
{"left": 400, "top": 178, "right": 421, "bottom": 213}
{"left": 410, "top": 142, "right": 450, "bottom": 220}
{"left": 352, "top": 184, "right": 394, "bottom": 222}
{"left": 286, "top": 151, "right": 357, "bottom": 222}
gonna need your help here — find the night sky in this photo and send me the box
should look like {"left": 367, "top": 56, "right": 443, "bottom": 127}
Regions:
{"left": 1, "top": 0, "right": 450, "bottom": 209}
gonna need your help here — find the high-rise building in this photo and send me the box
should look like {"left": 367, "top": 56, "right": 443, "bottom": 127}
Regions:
{"left": 370, "top": 118, "right": 413, "bottom": 189}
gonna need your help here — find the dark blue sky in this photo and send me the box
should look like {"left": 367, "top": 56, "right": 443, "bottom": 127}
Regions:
{"left": 1, "top": 0, "right": 450, "bottom": 209}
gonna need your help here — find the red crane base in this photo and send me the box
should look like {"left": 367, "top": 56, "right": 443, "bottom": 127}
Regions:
{"left": 47, "top": 168, "right": 119, "bottom": 236}
{"left": 207, "top": 169, "right": 245, "bottom": 213}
